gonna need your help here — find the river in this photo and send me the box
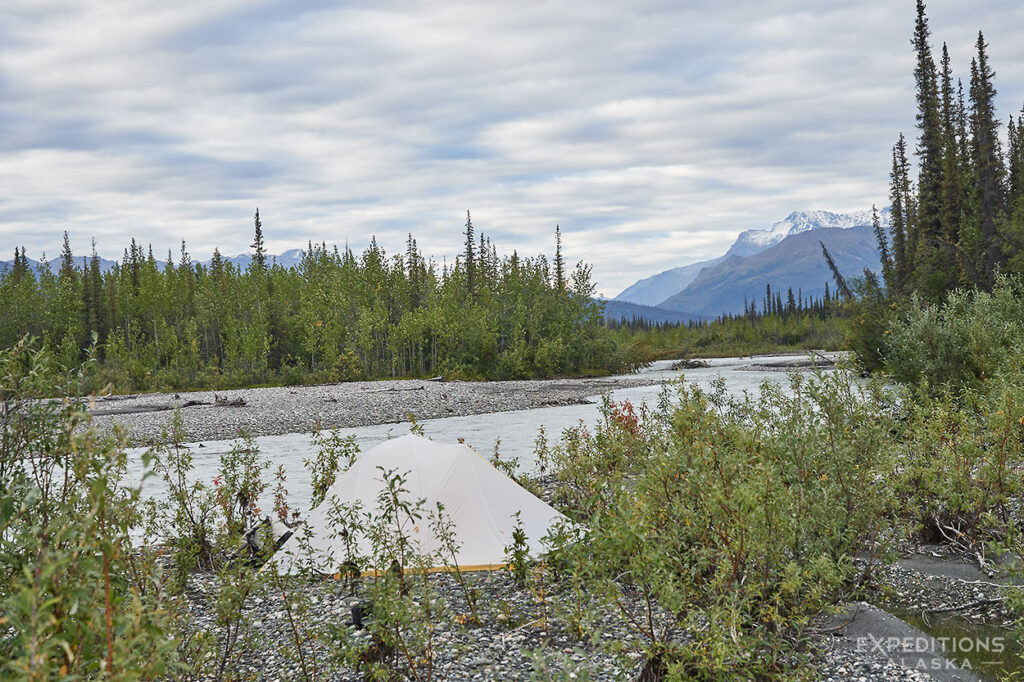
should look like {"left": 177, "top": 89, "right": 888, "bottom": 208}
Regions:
{"left": 128, "top": 354, "right": 828, "bottom": 516}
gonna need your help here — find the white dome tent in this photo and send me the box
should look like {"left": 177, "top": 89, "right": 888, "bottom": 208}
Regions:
{"left": 271, "top": 434, "right": 569, "bottom": 574}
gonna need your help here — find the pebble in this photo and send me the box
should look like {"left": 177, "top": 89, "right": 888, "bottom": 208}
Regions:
{"left": 90, "top": 375, "right": 653, "bottom": 446}
{"left": 171, "top": 537, "right": 1017, "bottom": 681}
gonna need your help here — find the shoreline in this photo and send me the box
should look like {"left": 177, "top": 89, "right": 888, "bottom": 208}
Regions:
{"left": 90, "top": 373, "right": 664, "bottom": 446}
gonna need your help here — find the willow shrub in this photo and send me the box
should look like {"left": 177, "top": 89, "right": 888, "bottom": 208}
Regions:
{"left": 884, "top": 275, "right": 1024, "bottom": 395}
{"left": 0, "top": 340, "right": 183, "bottom": 679}
{"left": 891, "top": 371, "right": 1024, "bottom": 548}
{"left": 544, "top": 371, "right": 899, "bottom": 680}
{"left": 880, "top": 276, "right": 1024, "bottom": 546}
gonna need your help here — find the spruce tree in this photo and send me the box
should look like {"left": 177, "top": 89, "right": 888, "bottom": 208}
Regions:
{"left": 1007, "top": 107, "right": 1024, "bottom": 274}
{"left": 1009, "top": 114, "right": 1023, "bottom": 208}
{"left": 12, "top": 247, "right": 27, "bottom": 284}
{"left": 406, "top": 233, "right": 422, "bottom": 309}
{"left": 968, "top": 32, "right": 1007, "bottom": 286}
{"left": 554, "top": 225, "right": 565, "bottom": 293}
{"left": 87, "top": 240, "right": 106, "bottom": 340}
{"left": 463, "top": 211, "right": 475, "bottom": 297}
{"left": 872, "top": 205, "right": 895, "bottom": 292}
{"left": 938, "top": 44, "right": 966, "bottom": 243}
{"left": 252, "top": 208, "right": 267, "bottom": 270}
{"left": 59, "top": 231, "right": 76, "bottom": 282}
{"left": 889, "top": 135, "right": 914, "bottom": 293}
{"left": 478, "top": 232, "right": 488, "bottom": 286}
{"left": 911, "top": 0, "right": 945, "bottom": 258}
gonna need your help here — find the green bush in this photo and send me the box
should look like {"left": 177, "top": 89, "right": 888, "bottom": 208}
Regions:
{"left": 544, "top": 371, "right": 898, "bottom": 678}
{"left": 884, "top": 275, "right": 1024, "bottom": 394}
{"left": 0, "top": 340, "right": 182, "bottom": 679}
{"left": 842, "top": 296, "right": 896, "bottom": 373}
{"left": 892, "top": 372, "right": 1024, "bottom": 547}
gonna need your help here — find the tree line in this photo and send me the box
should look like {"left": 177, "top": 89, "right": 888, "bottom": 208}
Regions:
{"left": 0, "top": 212, "right": 638, "bottom": 391}
{"left": 879, "top": 0, "right": 1024, "bottom": 301}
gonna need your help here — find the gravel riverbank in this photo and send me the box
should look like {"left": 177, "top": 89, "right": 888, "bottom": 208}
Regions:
{"left": 89, "top": 374, "right": 661, "bottom": 446}
{"left": 178, "top": 538, "right": 1012, "bottom": 681}
{"left": 179, "top": 479, "right": 1015, "bottom": 682}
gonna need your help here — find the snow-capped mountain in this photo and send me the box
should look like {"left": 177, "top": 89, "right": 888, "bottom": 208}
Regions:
{"left": 659, "top": 224, "right": 883, "bottom": 317}
{"left": 725, "top": 208, "right": 890, "bottom": 259}
{"left": 273, "top": 248, "right": 305, "bottom": 268}
{"left": 610, "top": 206, "right": 890, "bottom": 318}
{"left": 220, "top": 248, "right": 305, "bottom": 270}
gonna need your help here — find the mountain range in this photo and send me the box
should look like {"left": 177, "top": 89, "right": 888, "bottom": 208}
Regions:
{"left": 0, "top": 248, "right": 307, "bottom": 275}
{"left": 612, "top": 208, "right": 889, "bottom": 319}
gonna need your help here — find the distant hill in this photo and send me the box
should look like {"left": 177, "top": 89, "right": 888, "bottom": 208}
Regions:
{"left": 1, "top": 249, "right": 308, "bottom": 275}
{"left": 658, "top": 225, "right": 881, "bottom": 317}
{"left": 0, "top": 255, "right": 118, "bottom": 275}
{"left": 601, "top": 299, "right": 707, "bottom": 325}
{"left": 613, "top": 256, "right": 723, "bottom": 306}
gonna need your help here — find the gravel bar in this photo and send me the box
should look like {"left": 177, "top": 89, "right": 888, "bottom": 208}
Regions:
{"left": 177, "top": 549, "right": 1003, "bottom": 681}
{"left": 88, "top": 375, "right": 661, "bottom": 446}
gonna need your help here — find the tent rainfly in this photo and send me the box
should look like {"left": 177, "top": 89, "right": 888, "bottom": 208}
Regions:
{"left": 272, "top": 434, "right": 569, "bottom": 573}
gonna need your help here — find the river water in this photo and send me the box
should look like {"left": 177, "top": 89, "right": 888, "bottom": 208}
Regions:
{"left": 128, "top": 355, "right": 819, "bottom": 515}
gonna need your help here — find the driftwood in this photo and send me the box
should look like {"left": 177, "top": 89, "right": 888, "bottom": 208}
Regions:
{"left": 923, "top": 597, "right": 1003, "bottom": 615}
{"left": 671, "top": 358, "right": 709, "bottom": 370}
{"left": 90, "top": 404, "right": 175, "bottom": 417}
{"left": 361, "top": 386, "right": 426, "bottom": 395}
{"left": 90, "top": 393, "right": 247, "bottom": 416}
{"left": 213, "top": 393, "right": 246, "bottom": 407}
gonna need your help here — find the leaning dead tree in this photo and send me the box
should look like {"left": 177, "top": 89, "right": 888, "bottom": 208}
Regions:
{"left": 821, "top": 241, "right": 853, "bottom": 300}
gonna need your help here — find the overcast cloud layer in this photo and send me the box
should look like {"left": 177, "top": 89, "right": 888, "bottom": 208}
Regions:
{"left": 2, "top": 1, "right": 1022, "bottom": 295}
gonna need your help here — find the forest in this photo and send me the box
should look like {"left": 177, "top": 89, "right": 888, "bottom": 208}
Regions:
{"left": 0, "top": 214, "right": 639, "bottom": 392}
{"left": 876, "top": 2, "right": 1024, "bottom": 300}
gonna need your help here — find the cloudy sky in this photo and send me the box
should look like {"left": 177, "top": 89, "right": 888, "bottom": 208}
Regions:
{"left": 2, "top": 1, "right": 1022, "bottom": 296}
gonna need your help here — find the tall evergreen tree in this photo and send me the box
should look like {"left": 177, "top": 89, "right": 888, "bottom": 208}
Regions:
{"left": 59, "top": 231, "right": 76, "bottom": 282}
{"left": 463, "top": 211, "right": 475, "bottom": 297}
{"left": 251, "top": 208, "right": 266, "bottom": 270}
{"left": 872, "top": 205, "right": 894, "bottom": 292}
{"left": 478, "top": 232, "right": 488, "bottom": 287}
{"left": 968, "top": 32, "right": 1007, "bottom": 286}
{"left": 12, "top": 247, "right": 28, "bottom": 284}
{"left": 87, "top": 240, "right": 107, "bottom": 340}
{"left": 554, "top": 225, "right": 565, "bottom": 293}
{"left": 889, "top": 135, "right": 914, "bottom": 294}
{"left": 1008, "top": 114, "right": 1023, "bottom": 208}
{"left": 938, "top": 44, "right": 966, "bottom": 243}
{"left": 911, "top": 0, "right": 945, "bottom": 256}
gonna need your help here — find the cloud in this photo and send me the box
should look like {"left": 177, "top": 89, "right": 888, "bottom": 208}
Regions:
{"left": 0, "top": 0, "right": 1022, "bottom": 295}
